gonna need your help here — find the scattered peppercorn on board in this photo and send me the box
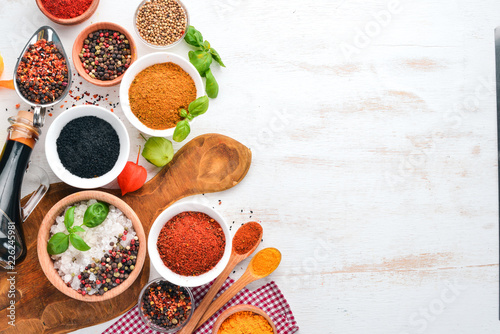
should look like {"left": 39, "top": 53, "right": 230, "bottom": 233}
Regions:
{"left": 0, "top": 133, "right": 251, "bottom": 334}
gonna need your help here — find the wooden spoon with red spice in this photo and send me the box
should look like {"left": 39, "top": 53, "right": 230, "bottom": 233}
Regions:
{"left": 178, "top": 222, "right": 263, "bottom": 334}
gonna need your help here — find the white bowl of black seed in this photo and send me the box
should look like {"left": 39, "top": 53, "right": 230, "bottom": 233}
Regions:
{"left": 138, "top": 278, "right": 194, "bottom": 332}
{"left": 134, "top": 0, "right": 189, "bottom": 49}
{"left": 45, "top": 105, "right": 130, "bottom": 189}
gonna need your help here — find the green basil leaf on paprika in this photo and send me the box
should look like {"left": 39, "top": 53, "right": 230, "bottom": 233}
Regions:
{"left": 188, "top": 95, "right": 209, "bottom": 117}
{"left": 69, "top": 233, "right": 91, "bottom": 252}
{"left": 205, "top": 69, "right": 219, "bottom": 98}
{"left": 184, "top": 26, "right": 203, "bottom": 47}
{"left": 173, "top": 119, "right": 191, "bottom": 142}
{"left": 188, "top": 50, "right": 212, "bottom": 76}
{"left": 47, "top": 232, "right": 69, "bottom": 255}
{"left": 179, "top": 108, "right": 188, "bottom": 118}
{"left": 209, "top": 48, "right": 225, "bottom": 67}
{"left": 70, "top": 226, "right": 86, "bottom": 233}
{"left": 64, "top": 206, "right": 75, "bottom": 230}
{"left": 83, "top": 202, "right": 109, "bottom": 228}
{"left": 142, "top": 137, "right": 174, "bottom": 167}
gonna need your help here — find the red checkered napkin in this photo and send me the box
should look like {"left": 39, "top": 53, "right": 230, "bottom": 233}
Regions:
{"left": 102, "top": 278, "right": 299, "bottom": 334}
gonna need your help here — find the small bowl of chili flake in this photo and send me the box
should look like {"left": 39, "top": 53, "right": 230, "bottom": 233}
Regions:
{"left": 148, "top": 201, "right": 232, "bottom": 287}
{"left": 36, "top": 0, "right": 100, "bottom": 26}
{"left": 138, "top": 278, "right": 193, "bottom": 332}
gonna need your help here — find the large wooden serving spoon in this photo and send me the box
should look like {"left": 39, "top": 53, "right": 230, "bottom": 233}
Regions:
{"left": 194, "top": 247, "right": 282, "bottom": 331}
{"left": 0, "top": 133, "right": 251, "bottom": 334}
{"left": 178, "top": 222, "right": 263, "bottom": 334}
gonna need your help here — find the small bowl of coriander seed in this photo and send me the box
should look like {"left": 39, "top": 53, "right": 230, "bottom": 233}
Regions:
{"left": 134, "top": 0, "right": 189, "bottom": 49}
{"left": 72, "top": 22, "right": 137, "bottom": 87}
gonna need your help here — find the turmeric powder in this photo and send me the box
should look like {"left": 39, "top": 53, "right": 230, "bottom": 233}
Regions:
{"left": 251, "top": 248, "right": 281, "bottom": 277}
{"left": 218, "top": 311, "right": 273, "bottom": 334}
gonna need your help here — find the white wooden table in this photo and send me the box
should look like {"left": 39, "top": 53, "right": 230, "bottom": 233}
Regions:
{"left": 1, "top": 0, "right": 499, "bottom": 333}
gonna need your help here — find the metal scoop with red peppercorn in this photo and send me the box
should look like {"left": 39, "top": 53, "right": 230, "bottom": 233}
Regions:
{"left": 14, "top": 26, "right": 72, "bottom": 128}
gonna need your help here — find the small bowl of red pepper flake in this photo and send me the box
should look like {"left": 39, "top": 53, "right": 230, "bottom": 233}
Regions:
{"left": 138, "top": 278, "right": 194, "bottom": 332}
{"left": 36, "top": 0, "right": 100, "bottom": 26}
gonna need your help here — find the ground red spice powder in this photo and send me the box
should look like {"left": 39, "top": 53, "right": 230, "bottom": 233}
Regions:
{"left": 233, "top": 222, "right": 262, "bottom": 255}
{"left": 157, "top": 211, "right": 225, "bottom": 276}
{"left": 40, "top": 0, "right": 93, "bottom": 19}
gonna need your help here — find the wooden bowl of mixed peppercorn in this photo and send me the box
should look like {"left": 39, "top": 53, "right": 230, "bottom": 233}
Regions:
{"left": 72, "top": 22, "right": 137, "bottom": 87}
{"left": 36, "top": 0, "right": 100, "bottom": 26}
{"left": 37, "top": 191, "right": 146, "bottom": 302}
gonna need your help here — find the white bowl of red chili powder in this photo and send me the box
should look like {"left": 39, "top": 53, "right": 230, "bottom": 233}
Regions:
{"left": 119, "top": 52, "right": 204, "bottom": 137}
{"left": 148, "top": 201, "right": 232, "bottom": 287}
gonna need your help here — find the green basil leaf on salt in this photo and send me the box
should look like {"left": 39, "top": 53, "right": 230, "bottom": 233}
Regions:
{"left": 179, "top": 109, "right": 188, "bottom": 118}
{"left": 64, "top": 206, "right": 75, "bottom": 230}
{"left": 71, "top": 226, "right": 85, "bottom": 233}
{"left": 184, "top": 26, "right": 203, "bottom": 47}
{"left": 209, "top": 48, "right": 225, "bottom": 67}
{"left": 188, "top": 50, "right": 212, "bottom": 76}
{"left": 173, "top": 120, "right": 191, "bottom": 142}
{"left": 83, "top": 202, "right": 109, "bottom": 228}
{"left": 47, "top": 232, "right": 69, "bottom": 255}
{"left": 188, "top": 95, "right": 209, "bottom": 117}
{"left": 205, "top": 69, "right": 219, "bottom": 98}
{"left": 69, "top": 233, "right": 91, "bottom": 252}
{"left": 142, "top": 137, "right": 174, "bottom": 167}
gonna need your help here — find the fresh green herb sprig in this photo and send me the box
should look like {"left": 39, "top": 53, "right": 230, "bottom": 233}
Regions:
{"left": 184, "top": 26, "right": 224, "bottom": 98}
{"left": 47, "top": 202, "right": 109, "bottom": 255}
{"left": 173, "top": 95, "right": 209, "bottom": 142}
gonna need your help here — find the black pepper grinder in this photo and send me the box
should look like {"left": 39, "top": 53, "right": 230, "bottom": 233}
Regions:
{"left": 0, "top": 110, "right": 49, "bottom": 270}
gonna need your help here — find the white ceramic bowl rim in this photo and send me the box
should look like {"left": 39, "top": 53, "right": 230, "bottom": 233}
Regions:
{"left": 148, "top": 202, "right": 232, "bottom": 287}
{"left": 45, "top": 105, "right": 130, "bottom": 189}
{"left": 119, "top": 52, "right": 204, "bottom": 137}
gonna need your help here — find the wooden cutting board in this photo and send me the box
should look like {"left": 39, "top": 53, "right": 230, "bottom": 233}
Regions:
{"left": 0, "top": 133, "right": 252, "bottom": 334}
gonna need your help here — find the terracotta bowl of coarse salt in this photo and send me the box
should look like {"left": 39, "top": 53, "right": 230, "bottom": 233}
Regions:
{"left": 37, "top": 191, "right": 146, "bottom": 302}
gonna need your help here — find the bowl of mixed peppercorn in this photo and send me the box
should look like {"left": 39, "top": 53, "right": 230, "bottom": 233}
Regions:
{"left": 72, "top": 22, "right": 137, "bottom": 87}
{"left": 138, "top": 278, "right": 194, "bottom": 332}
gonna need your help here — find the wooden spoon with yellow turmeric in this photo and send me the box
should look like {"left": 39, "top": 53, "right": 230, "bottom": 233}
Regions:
{"left": 194, "top": 247, "right": 282, "bottom": 331}
{"left": 178, "top": 222, "right": 264, "bottom": 334}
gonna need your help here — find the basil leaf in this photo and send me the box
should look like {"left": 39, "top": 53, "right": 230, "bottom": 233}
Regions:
{"left": 187, "top": 114, "right": 194, "bottom": 121}
{"left": 203, "top": 40, "right": 211, "bottom": 51}
{"left": 142, "top": 137, "right": 174, "bottom": 167}
{"left": 173, "top": 120, "right": 191, "bottom": 142}
{"left": 209, "top": 48, "right": 225, "bottom": 67}
{"left": 83, "top": 202, "right": 109, "bottom": 228}
{"left": 188, "top": 96, "right": 209, "bottom": 117}
{"left": 69, "top": 233, "right": 91, "bottom": 252}
{"left": 71, "top": 226, "right": 85, "bottom": 233}
{"left": 188, "top": 50, "right": 212, "bottom": 76}
{"left": 179, "top": 109, "right": 188, "bottom": 118}
{"left": 205, "top": 69, "right": 219, "bottom": 98}
{"left": 64, "top": 206, "right": 75, "bottom": 230}
{"left": 184, "top": 26, "right": 203, "bottom": 47}
{"left": 47, "top": 232, "right": 69, "bottom": 255}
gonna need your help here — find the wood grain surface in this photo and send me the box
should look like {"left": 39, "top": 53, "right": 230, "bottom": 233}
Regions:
{"left": 0, "top": 134, "right": 251, "bottom": 334}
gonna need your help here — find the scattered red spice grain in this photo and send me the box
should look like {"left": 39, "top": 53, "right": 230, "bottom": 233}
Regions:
{"left": 15, "top": 104, "right": 20, "bottom": 109}
{"left": 157, "top": 211, "right": 225, "bottom": 276}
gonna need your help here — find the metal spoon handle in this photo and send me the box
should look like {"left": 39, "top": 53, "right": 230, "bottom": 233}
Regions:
{"left": 33, "top": 106, "right": 45, "bottom": 128}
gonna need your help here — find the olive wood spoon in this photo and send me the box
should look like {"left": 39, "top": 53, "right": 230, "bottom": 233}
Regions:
{"left": 178, "top": 222, "right": 263, "bottom": 334}
{"left": 194, "top": 247, "right": 282, "bottom": 331}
